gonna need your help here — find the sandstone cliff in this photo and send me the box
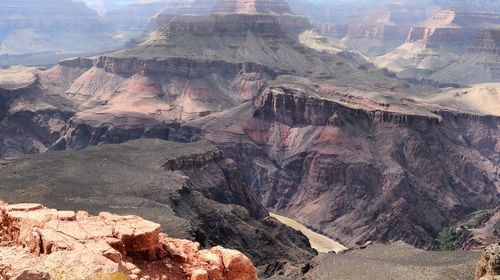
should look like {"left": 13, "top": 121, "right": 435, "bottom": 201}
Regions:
{"left": 0, "top": 201, "right": 258, "bottom": 280}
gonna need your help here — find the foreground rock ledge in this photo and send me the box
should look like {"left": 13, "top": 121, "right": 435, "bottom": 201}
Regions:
{"left": 0, "top": 202, "right": 258, "bottom": 280}
{"left": 475, "top": 243, "right": 500, "bottom": 280}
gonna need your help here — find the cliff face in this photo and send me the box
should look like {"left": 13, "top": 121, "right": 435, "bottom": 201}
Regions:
{"left": 428, "top": 28, "right": 500, "bottom": 84}
{"left": 315, "top": 4, "right": 428, "bottom": 56}
{"left": 0, "top": 201, "right": 258, "bottom": 280}
{"left": 376, "top": 10, "right": 500, "bottom": 84}
{"left": 470, "top": 29, "right": 500, "bottom": 54}
{"left": 0, "top": 139, "right": 315, "bottom": 274}
{"left": 186, "top": 83, "right": 499, "bottom": 249}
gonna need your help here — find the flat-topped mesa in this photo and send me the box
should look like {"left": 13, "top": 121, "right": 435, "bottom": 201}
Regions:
{"left": 0, "top": 202, "right": 258, "bottom": 280}
{"left": 470, "top": 29, "right": 500, "bottom": 54}
{"left": 212, "top": 0, "right": 292, "bottom": 15}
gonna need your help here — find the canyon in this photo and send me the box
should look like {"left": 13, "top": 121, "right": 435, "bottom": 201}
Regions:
{"left": 0, "top": 139, "right": 315, "bottom": 277}
{"left": 186, "top": 80, "right": 499, "bottom": 249}
{"left": 0, "top": 6, "right": 498, "bottom": 254}
{"left": 0, "top": 0, "right": 499, "bottom": 279}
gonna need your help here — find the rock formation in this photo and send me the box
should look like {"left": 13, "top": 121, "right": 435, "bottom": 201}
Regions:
{"left": 13, "top": 12, "right": 378, "bottom": 152}
{"left": 475, "top": 243, "right": 500, "bottom": 280}
{"left": 0, "top": 201, "right": 258, "bottom": 280}
{"left": 429, "top": 28, "right": 500, "bottom": 84}
{"left": 375, "top": 10, "right": 500, "bottom": 84}
{"left": 313, "top": 2, "right": 429, "bottom": 56}
{"left": 453, "top": 207, "right": 500, "bottom": 250}
{"left": 186, "top": 80, "right": 500, "bottom": 249}
{"left": 0, "top": 139, "right": 316, "bottom": 276}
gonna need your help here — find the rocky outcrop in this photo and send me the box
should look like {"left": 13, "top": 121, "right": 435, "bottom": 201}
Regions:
{"left": 187, "top": 83, "right": 500, "bottom": 249}
{"left": 475, "top": 243, "right": 500, "bottom": 280}
{"left": 0, "top": 139, "right": 316, "bottom": 276}
{"left": 0, "top": 201, "right": 258, "bottom": 280}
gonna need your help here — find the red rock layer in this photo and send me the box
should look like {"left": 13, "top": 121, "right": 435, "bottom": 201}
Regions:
{"left": 0, "top": 202, "right": 258, "bottom": 280}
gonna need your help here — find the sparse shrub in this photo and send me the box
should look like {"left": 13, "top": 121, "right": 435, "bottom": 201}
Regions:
{"left": 436, "top": 228, "right": 458, "bottom": 251}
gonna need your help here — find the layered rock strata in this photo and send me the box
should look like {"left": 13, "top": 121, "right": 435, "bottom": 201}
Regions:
{"left": 376, "top": 10, "right": 500, "bottom": 84}
{"left": 429, "top": 28, "right": 500, "bottom": 84}
{"left": 186, "top": 82, "right": 500, "bottom": 249}
{"left": 0, "top": 201, "right": 258, "bottom": 280}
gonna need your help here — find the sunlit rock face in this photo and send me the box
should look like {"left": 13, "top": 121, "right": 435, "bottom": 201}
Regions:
{"left": 0, "top": 201, "right": 258, "bottom": 280}
{"left": 0, "top": 0, "right": 117, "bottom": 63}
